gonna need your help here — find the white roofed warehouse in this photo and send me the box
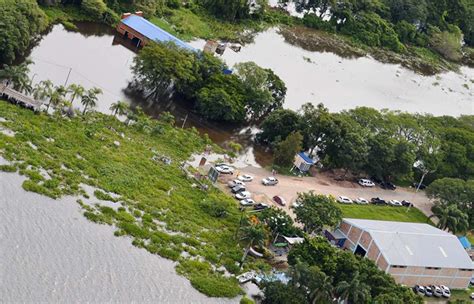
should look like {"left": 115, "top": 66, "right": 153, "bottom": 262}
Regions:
{"left": 328, "top": 219, "right": 474, "bottom": 289}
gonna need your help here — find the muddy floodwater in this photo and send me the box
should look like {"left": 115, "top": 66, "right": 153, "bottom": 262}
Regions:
{"left": 0, "top": 171, "right": 237, "bottom": 303}
{"left": 23, "top": 23, "right": 474, "bottom": 166}
{"left": 191, "top": 28, "right": 473, "bottom": 116}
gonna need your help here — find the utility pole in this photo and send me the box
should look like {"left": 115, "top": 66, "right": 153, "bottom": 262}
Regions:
{"left": 64, "top": 67, "right": 72, "bottom": 87}
{"left": 181, "top": 114, "right": 188, "bottom": 128}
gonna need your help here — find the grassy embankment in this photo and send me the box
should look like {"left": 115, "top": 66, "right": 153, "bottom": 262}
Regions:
{"left": 0, "top": 101, "right": 273, "bottom": 298}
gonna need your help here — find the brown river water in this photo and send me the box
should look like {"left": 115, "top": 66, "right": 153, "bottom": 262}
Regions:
{"left": 23, "top": 22, "right": 474, "bottom": 167}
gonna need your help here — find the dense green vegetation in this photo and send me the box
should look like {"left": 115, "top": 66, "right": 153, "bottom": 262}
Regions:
{"left": 262, "top": 237, "right": 423, "bottom": 303}
{"left": 259, "top": 104, "right": 474, "bottom": 185}
{"left": 287, "top": 0, "right": 474, "bottom": 61}
{"left": 293, "top": 192, "right": 342, "bottom": 234}
{"left": 0, "top": 100, "right": 260, "bottom": 297}
{"left": 131, "top": 42, "right": 286, "bottom": 122}
{"left": 0, "top": 0, "right": 47, "bottom": 64}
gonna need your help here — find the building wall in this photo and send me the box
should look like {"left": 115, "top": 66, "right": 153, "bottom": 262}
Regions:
{"left": 338, "top": 220, "right": 474, "bottom": 289}
{"left": 389, "top": 268, "right": 473, "bottom": 289}
{"left": 116, "top": 23, "right": 149, "bottom": 46}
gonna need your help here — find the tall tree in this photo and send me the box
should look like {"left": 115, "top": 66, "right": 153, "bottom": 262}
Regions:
{"left": 238, "top": 220, "right": 267, "bottom": 267}
{"left": 81, "top": 87, "right": 102, "bottom": 115}
{"left": 431, "top": 203, "right": 469, "bottom": 234}
{"left": 0, "top": 0, "right": 47, "bottom": 64}
{"left": 109, "top": 100, "right": 129, "bottom": 117}
{"left": 335, "top": 271, "right": 372, "bottom": 303}
{"left": 273, "top": 131, "right": 303, "bottom": 167}
{"left": 293, "top": 192, "right": 342, "bottom": 234}
{"left": 67, "top": 84, "right": 85, "bottom": 107}
{"left": 0, "top": 60, "right": 33, "bottom": 94}
{"left": 234, "top": 62, "right": 286, "bottom": 120}
{"left": 291, "top": 262, "right": 334, "bottom": 304}
{"left": 257, "top": 109, "right": 301, "bottom": 145}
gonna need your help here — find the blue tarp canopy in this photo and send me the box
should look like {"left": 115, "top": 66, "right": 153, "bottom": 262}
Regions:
{"left": 298, "top": 152, "right": 314, "bottom": 164}
{"left": 458, "top": 236, "right": 471, "bottom": 249}
{"left": 121, "top": 15, "right": 196, "bottom": 52}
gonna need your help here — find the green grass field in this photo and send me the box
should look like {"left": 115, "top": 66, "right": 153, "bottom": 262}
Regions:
{"left": 339, "top": 204, "right": 432, "bottom": 224}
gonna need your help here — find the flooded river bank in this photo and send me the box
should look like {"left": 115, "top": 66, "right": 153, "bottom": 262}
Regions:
{"left": 23, "top": 22, "right": 473, "bottom": 167}
{"left": 0, "top": 171, "right": 237, "bottom": 303}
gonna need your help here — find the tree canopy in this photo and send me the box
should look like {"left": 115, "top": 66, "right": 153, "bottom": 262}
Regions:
{"left": 263, "top": 237, "right": 423, "bottom": 304}
{"left": 131, "top": 42, "right": 284, "bottom": 122}
{"left": 259, "top": 103, "right": 474, "bottom": 184}
{"left": 0, "top": 0, "right": 47, "bottom": 64}
{"left": 293, "top": 192, "right": 342, "bottom": 234}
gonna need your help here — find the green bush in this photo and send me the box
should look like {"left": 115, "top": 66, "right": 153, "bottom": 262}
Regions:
{"left": 0, "top": 164, "right": 16, "bottom": 172}
{"left": 189, "top": 275, "right": 241, "bottom": 298}
{"left": 240, "top": 296, "right": 255, "bottom": 304}
{"left": 81, "top": 0, "right": 107, "bottom": 20}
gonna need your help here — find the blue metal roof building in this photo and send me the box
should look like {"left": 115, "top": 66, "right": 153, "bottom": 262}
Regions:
{"left": 120, "top": 15, "right": 196, "bottom": 52}
{"left": 297, "top": 152, "right": 314, "bottom": 165}
{"left": 458, "top": 236, "right": 472, "bottom": 249}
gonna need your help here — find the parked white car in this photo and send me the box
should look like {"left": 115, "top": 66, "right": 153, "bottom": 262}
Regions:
{"left": 215, "top": 165, "right": 234, "bottom": 174}
{"left": 238, "top": 174, "right": 254, "bottom": 182}
{"left": 338, "top": 196, "right": 353, "bottom": 204}
{"left": 262, "top": 177, "right": 278, "bottom": 186}
{"left": 388, "top": 199, "right": 402, "bottom": 206}
{"left": 235, "top": 191, "right": 251, "bottom": 200}
{"left": 440, "top": 285, "right": 450, "bottom": 298}
{"left": 358, "top": 179, "right": 375, "bottom": 187}
{"left": 240, "top": 198, "right": 256, "bottom": 206}
{"left": 228, "top": 179, "right": 245, "bottom": 188}
{"left": 355, "top": 197, "right": 369, "bottom": 204}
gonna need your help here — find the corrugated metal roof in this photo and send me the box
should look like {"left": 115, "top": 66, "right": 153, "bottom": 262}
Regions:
{"left": 297, "top": 152, "right": 314, "bottom": 164}
{"left": 121, "top": 15, "right": 195, "bottom": 52}
{"left": 344, "top": 218, "right": 473, "bottom": 269}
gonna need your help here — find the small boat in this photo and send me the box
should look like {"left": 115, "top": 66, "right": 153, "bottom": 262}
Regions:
{"left": 236, "top": 271, "right": 257, "bottom": 284}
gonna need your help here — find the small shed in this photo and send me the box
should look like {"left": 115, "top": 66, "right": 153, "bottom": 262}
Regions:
{"left": 293, "top": 152, "right": 314, "bottom": 172}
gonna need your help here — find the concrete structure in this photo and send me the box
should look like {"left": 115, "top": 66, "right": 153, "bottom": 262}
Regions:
{"left": 331, "top": 219, "right": 474, "bottom": 289}
{"left": 0, "top": 83, "right": 42, "bottom": 111}
{"left": 116, "top": 12, "right": 195, "bottom": 51}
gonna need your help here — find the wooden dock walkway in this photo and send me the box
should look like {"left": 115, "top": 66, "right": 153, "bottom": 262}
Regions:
{"left": 0, "top": 84, "right": 42, "bottom": 111}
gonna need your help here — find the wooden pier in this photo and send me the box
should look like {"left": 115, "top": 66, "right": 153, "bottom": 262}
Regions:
{"left": 0, "top": 84, "right": 42, "bottom": 111}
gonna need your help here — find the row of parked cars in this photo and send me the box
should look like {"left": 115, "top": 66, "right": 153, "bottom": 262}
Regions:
{"left": 413, "top": 285, "right": 451, "bottom": 298}
{"left": 337, "top": 196, "right": 413, "bottom": 207}
{"left": 227, "top": 175, "right": 271, "bottom": 212}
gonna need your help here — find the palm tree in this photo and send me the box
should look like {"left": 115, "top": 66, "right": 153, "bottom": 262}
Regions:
{"left": 431, "top": 203, "right": 469, "bottom": 234}
{"left": 34, "top": 80, "right": 54, "bottom": 111}
{"left": 109, "top": 100, "right": 129, "bottom": 117}
{"left": 0, "top": 60, "right": 33, "bottom": 94}
{"left": 308, "top": 270, "right": 334, "bottom": 304}
{"left": 290, "top": 262, "right": 334, "bottom": 304}
{"left": 67, "top": 84, "right": 85, "bottom": 107}
{"left": 81, "top": 87, "right": 102, "bottom": 115}
{"left": 335, "top": 271, "right": 371, "bottom": 304}
{"left": 238, "top": 222, "right": 266, "bottom": 267}
{"left": 33, "top": 80, "right": 53, "bottom": 102}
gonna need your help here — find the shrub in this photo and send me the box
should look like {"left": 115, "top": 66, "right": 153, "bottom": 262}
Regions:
{"left": 81, "top": 0, "right": 107, "bottom": 20}
{"left": 240, "top": 296, "right": 255, "bottom": 304}
{"left": 0, "top": 164, "right": 16, "bottom": 172}
{"left": 189, "top": 275, "right": 241, "bottom": 298}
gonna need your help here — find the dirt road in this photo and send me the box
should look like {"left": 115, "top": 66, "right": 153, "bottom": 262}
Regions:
{"left": 220, "top": 166, "right": 434, "bottom": 218}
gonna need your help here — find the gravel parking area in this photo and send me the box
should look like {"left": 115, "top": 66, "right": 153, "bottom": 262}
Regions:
{"left": 219, "top": 165, "right": 434, "bottom": 218}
